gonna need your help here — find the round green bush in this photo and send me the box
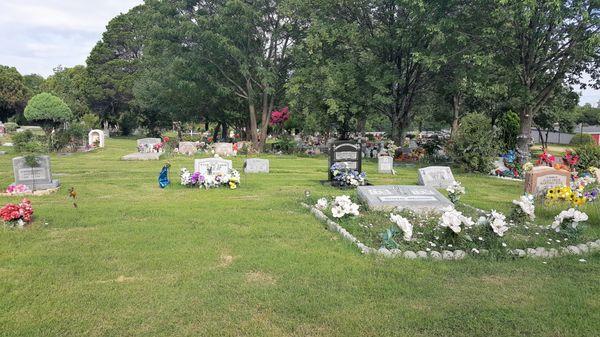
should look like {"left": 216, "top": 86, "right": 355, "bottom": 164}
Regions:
{"left": 574, "top": 144, "right": 600, "bottom": 171}
{"left": 448, "top": 113, "right": 499, "bottom": 173}
{"left": 570, "top": 133, "right": 594, "bottom": 145}
{"left": 24, "top": 93, "right": 73, "bottom": 128}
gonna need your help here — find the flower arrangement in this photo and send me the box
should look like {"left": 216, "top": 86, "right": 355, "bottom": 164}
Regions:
{"left": 495, "top": 150, "right": 524, "bottom": 178}
{"left": 315, "top": 198, "right": 328, "bottom": 211}
{"left": 446, "top": 181, "right": 465, "bottom": 204}
{"left": 439, "top": 207, "right": 474, "bottom": 234}
{"left": 481, "top": 210, "right": 509, "bottom": 237}
{"left": 551, "top": 208, "right": 588, "bottom": 234}
{"left": 330, "top": 163, "right": 367, "bottom": 187}
{"left": 510, "top": 194, "right": 535, "bottom": 223}
{"left": 536, "top": 150, "right": 555, "bottom": 167}
{"left": 562, "top": 150, "right": 580, "bottom": 168}
{"left": 331, "top": 195, "right": 360, "bottom": 218}
{"left": 179, "top": 167, "right": 240, "bottom": 190}
{"left": 0, "top": 199, "right": 34, "bottom": 228}
{"left": 390, "top": 213, "right": 413, "bottom": 241}
{"left": 546, "top": 186, "right": 587, "bottom": 206}
{"left": 5, "top": 184, "right": 31, "bottom": 195}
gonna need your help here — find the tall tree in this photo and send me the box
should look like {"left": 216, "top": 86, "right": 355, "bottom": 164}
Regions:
{"left": 491, "top": 0, "right": 600, "bottom": 159}
{"left": 41, "top": 66, "right": 92, "bottom": 118}
{"left": 0, "top": 65, "right": 29, "bottom": 121}
{"left": 22, "top": 74, "right": 45, "bottom": 96}
{"left": 86, "top": 4, "right": 149, "bottom": 125}
{"left": 147, "top": 0, "right": 299, "bottom": 151}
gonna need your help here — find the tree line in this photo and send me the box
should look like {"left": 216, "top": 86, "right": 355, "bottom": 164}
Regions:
{"left": 0, "top": 0, "right": 598, "bottom": 156}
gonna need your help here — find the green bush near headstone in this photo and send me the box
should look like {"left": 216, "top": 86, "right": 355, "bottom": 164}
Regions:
{"left": 448, "top": 113, "right": 499, "bottom": 173}
{"left": 570, "top": 133, "right": 594, "bottom": 145}
{"left": 574, "top": 144, "right": 600, "bottom": 171}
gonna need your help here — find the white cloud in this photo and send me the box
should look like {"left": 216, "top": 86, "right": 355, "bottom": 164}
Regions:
{"left": 0, "top": 0, "right": 142, "bottom": 76}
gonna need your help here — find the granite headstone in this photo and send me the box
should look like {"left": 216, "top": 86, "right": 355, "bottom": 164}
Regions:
{"left": 417, "top": 166, "right": 456, "bottom": 189}
{"left": 357, "top": 185, "right": 453, "bottom": 213}
{"left": 244, "top": 158, "right": 269, "bottom": 173}
{"left": 194, "top": 158, "right": 233, "bottom": 176}
{"left": 525, "top": 166, "right": 571, "bottom": 195}
{"left": 12, "top": 156, "right": 60, "bottom": 191}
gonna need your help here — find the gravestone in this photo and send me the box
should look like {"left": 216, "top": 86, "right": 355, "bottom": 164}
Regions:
{"left": 88, "top": 129, "right": 105, "bottom": 148}
{"left": 194, "top": 158, "right": 233, "bottom": 176}
{"left": 244, "top": 158, "right": 269, "bottom": 173}
{"left": 121, "top": 153, "right": 161, "bottom": 161}
{"left": 214, "top": 142, "right": 234, "bottom": 157}
{"left": 357, "top": 185, "right": 453, "bottom": 213}
{"left": 525, "top": 166, "right": 571, "bottom": 195}
{"left": 378, "top": 156, "right": 394, "bottom": 174}
{"left": 418, "top": 166, "right": 456, "bottom": 189}
{"left": 179, "top": 142, "right": 197, "bottom": 156}
{"left": 0, "top": 121, "right": 4, "bottom": 135}
{"left": 137, "top": 138, "right": 162, "bottom": 153}
{"left": 328, "top": 140, "right": 362, "bottom": 180}
{"left": 12, "top": 156, "right": 60, "bottom": 191}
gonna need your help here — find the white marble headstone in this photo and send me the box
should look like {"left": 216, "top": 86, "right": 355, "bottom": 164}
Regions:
{"left": 378, "top": 156, "right": 394, "bottom": 174}
{"left": 357, "top": 185, "right": 453, "bottom": 213}
{"left": 417, "top": 166, "right": 456, "bottom": 189}
{"left": 244, "top": 158, "right": 269, "bottom": 173}
{"left": 194, "top": 158, "right": 233, "bottom": 176}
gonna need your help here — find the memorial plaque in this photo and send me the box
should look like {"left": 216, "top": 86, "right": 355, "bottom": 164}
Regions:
{"left": 244, "top": 158, "right": 269, "bottom": 173}
{"left": 525, "top": 166, "right": 571, "bottom": 195}
{"left": 418, "top": 166, "right": 456, "bottom": 189}
{"left": 357, "top": 185, "right": 453, "bottom": 213}
{"left": 328, "top": 140, "right": 362, "bottom": 180}
{"left": 378, "top": 156, "right": 394, "bottom": 174}
{"left": 194, "top": 158, "right": 232, "bottom": 176}
{"left": 12, "top": 156, "right": 60, "bottom": 191}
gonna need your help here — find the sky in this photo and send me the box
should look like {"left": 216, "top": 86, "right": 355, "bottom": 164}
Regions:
{"left": 0, "top": 0, "right": 598, "bottom": 107}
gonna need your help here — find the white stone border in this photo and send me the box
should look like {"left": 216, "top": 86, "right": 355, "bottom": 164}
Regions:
{"left": 0, "top": 187, "right": 60, "bottom": 197}
{"left": 302, "top": 202, "right": 600, "bottom": 260}
{"left": 489, "top": 175, "right": 523, "bottom": 182}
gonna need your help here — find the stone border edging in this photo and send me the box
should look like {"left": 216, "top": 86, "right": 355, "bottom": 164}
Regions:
{"left": 302, "top": 202, "right": 600, "bottom": 261}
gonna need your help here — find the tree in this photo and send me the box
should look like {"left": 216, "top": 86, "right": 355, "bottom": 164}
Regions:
{"left": 533, "top": 85, "right": 579, "bottom": 149}
{"left": 86, "top": 4, "right": 149, "bottom": 125}
{"left": 0, "top": 65, "right": 29, "bottom": 121}
{"left": 22, "top": 74, "right": 45, "bottom": 96}
{"left": 490, "top": 0, "right": 600, "bottom": 159}
{"left": 146, "top": 0, "right": 300, "bottom": 151}
{"left": 576, "top": 103, "right": 600, "bottom": 125}
{"left": 41, "top": 66, "right": 92, "bottom": 118}
{"left": 24, "top": 93, "right": 73, "bottom": 133}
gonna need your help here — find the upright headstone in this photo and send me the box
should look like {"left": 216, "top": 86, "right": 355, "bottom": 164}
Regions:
{"left": 0, "top": 121, "right": 5, "bottom": 136}
{"left": 244, "top": 158, "right": 269, "bottom": 173}
{"left": 194, "top": 158, "right": 233, "bottom": 176}
{"left": 357, "top": 185, "right": 453, "bottom": 213}
{"left": 214, "top": 143, "right": 234, "bottom": 157}
{"left": 88, "top": 129, "right": 105, "bottom": 148}
{"left": 137, "top": 138, "right": 162, "bottom": 153}
{"left": 179, "top": 142, "right": 198, "bottom": 156}
{"left": 418, "top": 166, "right": 456, "bottom": 189}
{"left": 12, "top": 156, "right": 60, "bottom": 191}
{"left": 328, "top": 140, "right": 362, "bottom": 180}
{"left": 378, "top": 156, "right": 394, "bottom": 174}
{"left": 525, "top": 166, "right": 571, "bottom": 195}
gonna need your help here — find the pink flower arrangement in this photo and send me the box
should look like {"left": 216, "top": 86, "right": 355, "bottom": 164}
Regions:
{"left": 270, "top": 107, "right": 290, "bottom": 125}
{"left": 6, "top": 184, "right": 31, "bottom": 194}
{"left": 0, "top": 198, "right": 34, "bottom": 224}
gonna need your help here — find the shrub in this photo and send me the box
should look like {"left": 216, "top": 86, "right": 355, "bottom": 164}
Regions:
{"left": 50, "top": 123, "right": 87, "bottom": 152}
{"left": 498, "top": 111, "right": 520, "bottom": 151}
{"left": 81, "top": 113, "right": 100, "bottom": 130}
{"left": 12, "top": 130, "right": 46, "bottom": 153}
{"left": 448, "top": 113, "right": 499, "bottom": 173}
{"left": 24, "top": 93, "right": 73, "bottom": 131}
{"left": 4, "top": 122, "right": 18, "bottom": 133}
{"left": 574, "top": 144, "right": 600, "bottom": 171}
{"left": 272, "top": 135, "right": 297, "bottom": 154}
{"left": 570, "top": 133, "right": 594, "bottom": 145}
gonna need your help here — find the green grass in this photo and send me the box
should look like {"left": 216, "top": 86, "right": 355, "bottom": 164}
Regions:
{"left": 0, "top": 138, "right": 599, "bottom": 337}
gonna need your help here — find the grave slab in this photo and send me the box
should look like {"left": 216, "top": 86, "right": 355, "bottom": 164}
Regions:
{"left": 417, "top": 166, "right": 456, "bottom": 189}
{"left": 357, "top": 185, "right": 453, "bottom": 213}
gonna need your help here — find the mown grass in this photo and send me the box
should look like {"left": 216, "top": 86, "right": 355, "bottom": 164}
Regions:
{"left": 0, "top": 138, "right": 599, "bottom": 337}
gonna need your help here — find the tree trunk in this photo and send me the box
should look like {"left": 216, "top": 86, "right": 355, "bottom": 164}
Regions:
{"left": 212, "top": 122, "right": 220, "bottom": 141}
{"left": 451, "top": 94, "right": 462, "bottom": 136}
{"left": 517, "top": 106, "right": 533, "bottom": 161}
{"left": 221, "top": 123, "right": 228, "bottom": 141}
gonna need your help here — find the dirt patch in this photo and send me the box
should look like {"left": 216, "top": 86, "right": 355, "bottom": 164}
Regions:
{"left": 245, "top": 271, "right": 276, "bottom": 286}
{"left": 218, "top": 254, "right": 235, "bottom": 268}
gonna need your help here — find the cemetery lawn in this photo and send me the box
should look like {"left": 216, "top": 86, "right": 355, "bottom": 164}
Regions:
{"left": 1, "top": 138, "right": 599, "bottom": 337}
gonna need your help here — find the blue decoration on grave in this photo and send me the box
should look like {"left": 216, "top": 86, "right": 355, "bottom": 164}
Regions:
{"left": 159, "top": 164, "right": 170, "bottom": 188}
